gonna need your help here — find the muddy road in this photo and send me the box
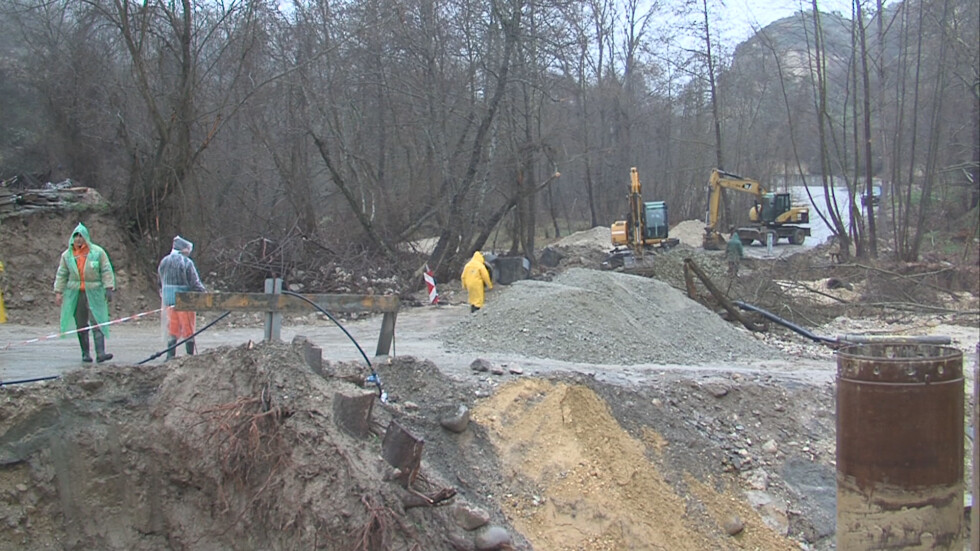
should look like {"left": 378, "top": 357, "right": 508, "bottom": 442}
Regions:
{"left": 0, "top": 303, "right": 839, "bottom": 387}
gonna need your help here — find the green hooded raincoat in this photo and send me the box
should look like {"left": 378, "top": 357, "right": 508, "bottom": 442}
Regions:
{"left": 53, "top": 223, "right": 115, "bottom": 336}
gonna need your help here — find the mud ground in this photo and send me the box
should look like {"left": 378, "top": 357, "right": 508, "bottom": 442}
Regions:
{"left": 2, "top": 210, "right": 979, "bottom": 550}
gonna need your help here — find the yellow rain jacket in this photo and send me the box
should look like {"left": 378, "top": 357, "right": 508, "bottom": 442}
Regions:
{"left": 0, "top": 260, "right": 6, "bottom": 323}
{"left": 461, "top": 251, "right": 493, "bottom": 308}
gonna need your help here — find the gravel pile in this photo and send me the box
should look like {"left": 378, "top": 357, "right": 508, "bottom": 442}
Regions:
{"left": 444, "top": 267, "right": 778, "bottom": 365}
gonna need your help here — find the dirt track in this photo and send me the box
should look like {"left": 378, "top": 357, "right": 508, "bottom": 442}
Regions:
{"left": 0, "top": 301, "right": 840, "bottom": 387}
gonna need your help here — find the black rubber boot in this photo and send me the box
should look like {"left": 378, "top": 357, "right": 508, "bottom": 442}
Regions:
{"left": 78, "top": 332, "right": 92, "bottom": 363}
{"left": 166, "top": 338, "right": 177, "bottom": 360}
{"left": 185, "top": 339, "right": 195, "bottom": 356}
{"left": 94, "top": 331, "right": 113, "bottom": 363}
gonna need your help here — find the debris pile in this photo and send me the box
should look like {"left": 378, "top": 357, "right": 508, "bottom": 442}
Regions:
{"left": 444, "top": 268, "right": 777, "bottom": 365}
{"left": 0, "top": 183, "right": 106, "bottom": 217}
{"left": 0, "top": 343, "right": 518, "bottom": 551}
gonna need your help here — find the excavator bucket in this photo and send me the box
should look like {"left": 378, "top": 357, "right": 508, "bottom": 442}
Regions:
{"left": 702, "top": 231, "right": 726, "bottom": 251}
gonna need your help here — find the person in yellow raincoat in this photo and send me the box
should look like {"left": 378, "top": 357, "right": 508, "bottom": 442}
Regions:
{"left": 53, "top": 223, "right": 116, "bottom": 363}
{"left": 0, "top": 259, "right": 7, "bottom": 323}
{"left": 461, "top": 251, "right": 493, "bottom": 312}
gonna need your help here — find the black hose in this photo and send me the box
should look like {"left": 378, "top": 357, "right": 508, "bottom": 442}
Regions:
{"left": 0, "top": 374, "right": 60, "bottom": 387}
{"left": 137, "top": 311, "right": 232, "bottom": 365}
{"left": 280, "top": 290, "right": 385, "bottom": 400}
{"left": 733, "top": 300, "right": 836, "bottom": 343}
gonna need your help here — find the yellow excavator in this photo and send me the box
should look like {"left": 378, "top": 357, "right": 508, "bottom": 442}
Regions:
{"left": 702, "top": 168, "right": 810, "bottom": 250}
{"left": 608, "top": 167, "right": 679, "bottom": 265}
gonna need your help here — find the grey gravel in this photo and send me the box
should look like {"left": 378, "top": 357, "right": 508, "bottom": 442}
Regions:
{"left": 444, "top": 268, "right": 778, "bottom": 365}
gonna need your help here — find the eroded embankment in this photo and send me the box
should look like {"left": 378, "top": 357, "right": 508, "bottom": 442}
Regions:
{"left": 472, "top": 378, "right": 801, "bottom": 551}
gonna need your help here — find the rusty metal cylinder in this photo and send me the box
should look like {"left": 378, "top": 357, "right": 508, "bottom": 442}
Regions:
{"left": 837, "top": 343, "right": 964, "bottom": 550}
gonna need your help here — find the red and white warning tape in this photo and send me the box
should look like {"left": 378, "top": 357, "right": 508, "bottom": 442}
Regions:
{"left": 0, "top": 308, "right": 163, "bottom": 351}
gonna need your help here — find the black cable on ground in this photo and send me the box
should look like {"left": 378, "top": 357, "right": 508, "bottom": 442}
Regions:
{"left": 137, "top": 311, "right": 232, "bottom": 365}
{"left": 733, "top": 300, "right": 835, "bottom": 343}
{"left": 2, "top": 311, "right": 232, "bottom": 386}
{"left": 280, "top": 290, "right": 385, "bottom": 401}
{"left": 0, "top": 374, "right": 61, "bottom": 387}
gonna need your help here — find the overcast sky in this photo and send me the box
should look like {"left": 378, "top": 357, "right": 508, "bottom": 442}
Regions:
{"left": 718, "top": 0, "right": 863, "bottom": 42}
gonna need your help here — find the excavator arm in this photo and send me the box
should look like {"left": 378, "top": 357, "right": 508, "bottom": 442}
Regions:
{"left": 627, "top": 167, "right": 643, "bottom": 255}
{"left": 704, "top": 169, "right": 765, "bottom": 249}
{"left": 705, "top": 169, "right": 766, "bottom": 231}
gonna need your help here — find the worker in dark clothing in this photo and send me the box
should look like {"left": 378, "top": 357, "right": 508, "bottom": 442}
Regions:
{"left": 158, "top": 236, "right": 206, "bottom": 359}
{"left": 726, "top": 230, "right": 745, "bottom": 277}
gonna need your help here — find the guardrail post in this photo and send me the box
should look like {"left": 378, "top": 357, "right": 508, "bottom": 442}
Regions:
{"left": 264, "top": 278, "right": 282, "bottom": 341}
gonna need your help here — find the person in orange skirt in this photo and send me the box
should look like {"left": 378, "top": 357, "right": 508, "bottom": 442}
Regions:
{"left": 158, "top": 236, "right": 206, "bottom": 360}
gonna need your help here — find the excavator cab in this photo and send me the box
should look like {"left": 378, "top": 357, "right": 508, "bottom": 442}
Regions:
{"left": 757, "top": 193, "right": 785, "bottom": 223}
{"left": 752, "top": 193, "right": 807, "bottom": 225}
{"left": 641, "top": 201, "right": 669, "bottom": 240}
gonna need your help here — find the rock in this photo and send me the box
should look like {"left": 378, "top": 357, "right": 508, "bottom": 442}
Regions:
{"left": 447, "top": 532, "right": 475, "bottom": 551}
{"left": 761, "top": 439, "right": 778, "bottom": 455}
{"left": 441, "top": 405, "right": 471, "bottom": 433}
{"left": 452, "top": 501, "right": 490, "bottom": 531}
{"left": 701, "top": 377, "right": 733, "bottom": 398}
{"left": 489, "top": 365, "right": 504, "bottom": 375}
{"left": 745, "top": 490, "right": 790, "bottom": 535}
{"left": 745, "top": 469, "right": 769, "bottom": 490}
{"left": 474, "top": 526, "right": 511, "bottom": 550}
{"left": 470, "top": 358, "right": 492, "bottom": 372}
{"left": 539, "top": 247, "right": 562, "bottom": 267}
{"left": 723, "top": 515, "right": 744, "bottom": 535}
{"left": 507, "top": 364, "right": 524, "bottom": 375}
{"left": 78, "top": 379, "right": 103, "bottom": 391}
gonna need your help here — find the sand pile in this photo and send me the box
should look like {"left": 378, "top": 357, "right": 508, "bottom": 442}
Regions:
{"left": 671, "top": 219, "right": 707, "bottom": 248}
{"left": 444, "top": 268, "right": 776, "bottom": 365}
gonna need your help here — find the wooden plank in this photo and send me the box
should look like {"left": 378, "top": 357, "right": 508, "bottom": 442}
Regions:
{"left": 333, "top": 390, "right": 376, "bottom": 438}
{"left": 375, "top": 311, "right": 398, "bottom": 356}
{"left": 175, "top": 292, "right": 399, "bottom": 313}
{"left": 382, "top": 421, "right": 424, "bottom": 488}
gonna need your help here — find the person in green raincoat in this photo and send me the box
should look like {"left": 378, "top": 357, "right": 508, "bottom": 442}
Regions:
{"left": 461, "top": 251, "right": 493, "bottom": 313}
{"left": 53, "top": 223, "right": 116, "bottom": 363}
{"left": 726, "top": 229, "right": 745, "bottom": 278}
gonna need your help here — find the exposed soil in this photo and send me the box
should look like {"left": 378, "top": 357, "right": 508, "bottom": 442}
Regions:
{"left": 1, "top": 205, "right": 978, "bottom": 550}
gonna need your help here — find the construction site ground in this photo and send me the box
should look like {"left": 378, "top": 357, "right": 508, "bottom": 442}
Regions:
{"left": 1, "top": 212, "right": 978, "bottom": 550}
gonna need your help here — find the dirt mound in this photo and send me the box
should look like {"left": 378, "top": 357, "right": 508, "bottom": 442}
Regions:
{"left": 473, "top": 378, "right": 804, "bottom": 550}
{"left": 0, "top": 343, "right": 520, "bottom": 550}
{"left": 0, "top": 334, "right": 841, "bottom": 551}
{"left": 444, "top": 268, "right": 777, "bottom": 364}
{"left": 540, "top": 226, "right": 612, "bottom": 268}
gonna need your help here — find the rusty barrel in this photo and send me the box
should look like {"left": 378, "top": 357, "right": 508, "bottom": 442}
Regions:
{"left": 836, "top": 343, "right": 964, "bottom": 550}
